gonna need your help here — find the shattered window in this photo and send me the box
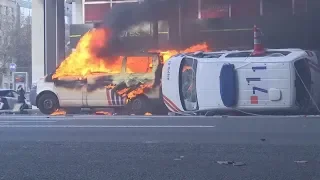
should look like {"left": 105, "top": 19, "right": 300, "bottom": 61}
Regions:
{"left": 126, "top": 56, "right": 153, "bottom": 73}
{"left": 179, "top": 57, "right": 198, "bottom": 111}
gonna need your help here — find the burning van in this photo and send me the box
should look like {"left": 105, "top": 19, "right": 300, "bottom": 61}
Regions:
{"left": 29, "top": 26, "right": 209, "bottom": 115}
{"left": 30, "top": 52, "right": 166, "bottom": 115}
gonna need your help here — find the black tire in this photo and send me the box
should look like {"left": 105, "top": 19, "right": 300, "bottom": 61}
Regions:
{"left": 127, "top": 95, "right": 150, "bottom": 115}
{"left": 38, "top": 93, "right": 59, "bottom": 115}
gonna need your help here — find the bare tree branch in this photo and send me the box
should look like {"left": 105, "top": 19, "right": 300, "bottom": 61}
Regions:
{"left": 0, "top": 13, "right": 31, "bottom": 86}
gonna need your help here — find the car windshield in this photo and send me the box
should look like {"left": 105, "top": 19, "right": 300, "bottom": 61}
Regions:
{"left": 179, "top": 57, "right": 198, "bottom": 111}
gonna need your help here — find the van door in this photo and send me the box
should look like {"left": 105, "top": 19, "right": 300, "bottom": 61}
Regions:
{"left": 54, "top": 78, "right": 87, "bottom": 107}
{"left": 124, "top": 55, "right": 157, "bottom": 99}
{"left": 86, "top": 57, "right": 125, "bottom": 107}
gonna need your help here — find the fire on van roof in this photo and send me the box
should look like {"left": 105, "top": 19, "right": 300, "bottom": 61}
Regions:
{"left": 52, "top": 28, "right": 209, "bottom": 79}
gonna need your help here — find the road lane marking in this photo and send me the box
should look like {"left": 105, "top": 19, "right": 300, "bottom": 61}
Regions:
{"left": 0, "top": 117, "right": 151, "bottom": 120}
{"left": 0, "top": 125, "right": 216, "bottom": 128}
{"left": 0, "top": 121, "right": 57, "bottom": 123}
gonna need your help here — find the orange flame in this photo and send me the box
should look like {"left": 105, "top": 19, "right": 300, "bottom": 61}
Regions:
{"left": 144, "top": 112, "right": 152, "bottom": 116}
{"left": 53, "top": 28, "right": 210, "bottom": 79}
{"left": 50, "top": 109, "right": 66, "bottom": 116}
{"left": 151, "top": 42, "right": 210, "bottom": 63}
{"left": 127, "top": 83, "right": 153, "bottom": 100}
{"left": 95, "top": 111, "right": 112, "bottom": 115}
{"left": 53, "top": 28, "right": 123, "bottom": 79}
{"left": 117, "top": 88, "right": 130, "bottom": 96}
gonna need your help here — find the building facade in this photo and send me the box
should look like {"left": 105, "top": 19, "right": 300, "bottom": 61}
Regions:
{"left": 69, "top": 0, "right": 320, "bottom": 51}
{"left": 18, "top": 0, "right": 32, "bottom": 17}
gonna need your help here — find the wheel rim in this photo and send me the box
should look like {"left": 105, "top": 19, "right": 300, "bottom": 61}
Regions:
{"left": 132, "top": 99, "right": 142, "bottom": 111}
{"left": 43, "top": 99, "right": 53, "bottom": 109}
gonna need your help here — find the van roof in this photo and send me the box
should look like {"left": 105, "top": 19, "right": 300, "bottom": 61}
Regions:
{"left": 182, "top": 48, "right": 310, "bottom": 63}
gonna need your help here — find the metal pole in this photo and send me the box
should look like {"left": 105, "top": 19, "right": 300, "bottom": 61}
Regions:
{"left": 260, "top": 0, "right": 263, "bottom": 16}
{"left": 292, "top": 0, "right": 295, "bottom": 15}
{"left": 306, "top": 0, "right": 308, "bottom": 13}
{"left": 198, "top": 0, "right": 201, "bottom": 19}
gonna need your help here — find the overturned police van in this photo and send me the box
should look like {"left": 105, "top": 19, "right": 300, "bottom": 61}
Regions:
{"left": 161, "top": 26, "right": 320, "bottom": 115}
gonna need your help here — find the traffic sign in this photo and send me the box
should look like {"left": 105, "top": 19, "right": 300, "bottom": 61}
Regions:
{"left": 9, "top": 63, "right": 16, "bottom": 71}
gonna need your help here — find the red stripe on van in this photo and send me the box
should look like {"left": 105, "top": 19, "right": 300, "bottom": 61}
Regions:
{"left": 163, "top": 95, "right": 181, "bottom": 112}
{"left": 163, "top": 98, "right": 178, "bottom": 112}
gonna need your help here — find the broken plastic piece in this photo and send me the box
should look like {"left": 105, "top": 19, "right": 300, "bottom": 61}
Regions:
{"left": 233, "top": 162, "right": 246, "bottom": 166}
{"left": 216, "top": 161, "right": 234, "bottom": 165}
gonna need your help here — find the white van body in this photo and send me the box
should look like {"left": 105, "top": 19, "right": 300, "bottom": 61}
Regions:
{"left": 162, "top": 49, "right": 320, "bottom": 114}
{"left": 30, "top": 53, "right": 166, "bottom": 115}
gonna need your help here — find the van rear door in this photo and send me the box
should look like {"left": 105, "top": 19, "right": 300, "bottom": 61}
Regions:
{"left": 124, "top": 55, "right": 158, "bottom": 99}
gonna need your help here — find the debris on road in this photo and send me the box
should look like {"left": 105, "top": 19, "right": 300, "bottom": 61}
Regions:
{"left": 232, "top": 162, "right": 246, "bottom": 166}
{"left": 294, "top": 160, "right": 308, "bottom": 164}
{"left": 216, "top": 161, "right": 246, "bottom": 166}
{"left": 174, "top": 156, "right": 184, "bottom": 161}
{"left": 216, "top": 161, "right": 234, "bottom": 165}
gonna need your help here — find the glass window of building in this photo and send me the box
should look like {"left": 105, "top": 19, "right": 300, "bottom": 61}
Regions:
{"left": 263, "top": 0, "right": 292, "bottom": 16}
{"left": 84, "top": 3, "right": 111, "bottom": 23}
{"left": 200, "top": 0, "right": 230, "bottom": 19}
{"left": 231, "top": 0, "right": 260, "bottom": 17}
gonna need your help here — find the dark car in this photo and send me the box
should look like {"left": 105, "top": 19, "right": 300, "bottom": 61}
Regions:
{"left": 0, "top": 89, "right": 31, "bottom": 110}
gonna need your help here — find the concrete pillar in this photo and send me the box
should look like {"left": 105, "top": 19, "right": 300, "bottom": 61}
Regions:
{"left": 32, "top": 0, "right": 65, "bottom": 82}
{"left": 44, "top": 0, "right": 57, "bottom": 75}
{"left": 72, "top": 0, "right": 83, "bottom": 24}
{"left": 57, "top": 0, "right": 66, "bottom": 65}
{"left": 32, "top": 0, "right": 45, "bottom": 83}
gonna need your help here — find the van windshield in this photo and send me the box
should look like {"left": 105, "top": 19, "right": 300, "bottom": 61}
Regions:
{"left": 179, "top": 57, "right": 198, "bottom": 111}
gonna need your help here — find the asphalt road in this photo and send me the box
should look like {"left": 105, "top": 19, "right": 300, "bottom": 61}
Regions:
{"left": 0, "top": 115, "right": 320, "bottom": 180}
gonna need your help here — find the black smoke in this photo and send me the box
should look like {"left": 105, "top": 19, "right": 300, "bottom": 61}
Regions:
{"left": 99, "top": 0, "right": 173, "bottom": 56}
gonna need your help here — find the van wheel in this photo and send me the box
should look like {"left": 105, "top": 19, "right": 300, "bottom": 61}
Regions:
{"left": 127, "top": 95, "right": 150, "bottom": 115}
{"left": 38, "top": 93, "right": 59, "bottom": 115}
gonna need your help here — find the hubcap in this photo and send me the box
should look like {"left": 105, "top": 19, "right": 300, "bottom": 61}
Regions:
{"left": 132, "top": 99, "right": 142, "bottom": 111}
{"left": 43, "top": 99, "right": 53, "bottom": 109}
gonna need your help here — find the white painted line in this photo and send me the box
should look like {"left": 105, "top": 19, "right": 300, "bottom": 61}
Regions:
{"left": 0, "top": 117, "right": 151, "bottom": 122}
{"left": 0, "top": 125, "right": 216, "bottom": 128}
{"left": 0, "top": 121, "right": 56, "bottom": 123}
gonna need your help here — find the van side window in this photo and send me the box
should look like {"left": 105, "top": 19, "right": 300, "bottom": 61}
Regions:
{"left": 294, "top": 59, "right": 311, "bottom": 108}
{"left": 126, "top": 56, "right": 153, "bottom": 73}
{"left": 313, "top": 51, "right": 320, "bottom": 65}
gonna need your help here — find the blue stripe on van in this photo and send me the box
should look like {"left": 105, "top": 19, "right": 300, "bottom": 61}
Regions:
{"left": 114, "top": 90, "right": 120, "bottom": 105}
{"left": 252, "top": 66, "right": 266, "bottom": 72}
{"left": 246, "top": 78, "right": 261, "bottom": 84}
{"left": 118, "top": 95, "right": 123, "bottom": 106}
